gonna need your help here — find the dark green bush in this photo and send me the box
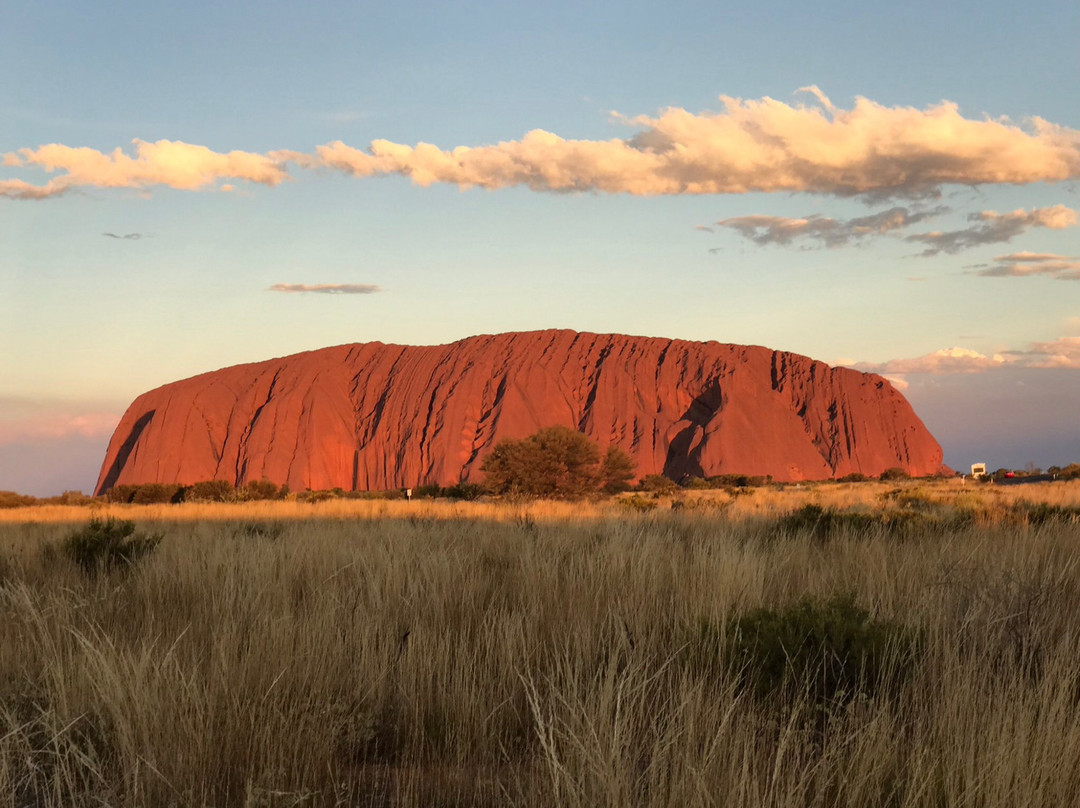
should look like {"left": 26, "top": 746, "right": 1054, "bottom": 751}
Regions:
{"left": 777, "top": 504, "right": 861, "bottom": 540}
{"left": 241, "top": 479, "right": 283, "bottom": 501}
{"left": 1048, "top": 463, "right": 1080, "bottom": 479}
{"left": 53, "top": 490, "right": 94, "bottom": 506}
{"left": 298, "top": 490, "right": 340, "bottom": 503}
{"left": 233, "top": 521, "right": 285, "bottom": 541}
{"left": 0, "top": 490, "right": 37, "bottom": 509}
{"left": 343, "top": 490, "right": 388, "bottom": 500}
{"left": 1014, "top": 502, "right": 1080, "bottom": 526}
{"left": 130, "top": 483, "right": 182, "bottom": 505}
{"left": 705, "top": 473, "right": 770, "bottom": 488}
{"left": 619, "top": 494, "right": 658, "bottom": 512}
{"left": 600, "top": 446, "right": 636, "bottom": 493}
{"left": 102, "top": 483, "right": 183, "bottom": 504}
{"left": 697, "top": 593, "right": 916, "bottom": 706}
{"left": 638, "top": 474, "right": 678, "bottom": 494}
{"left": 778, "top": 503, "right": 940, "bottom": 541}
{"left": 443, "top": 482, "right": 485, "bottom": 501}
{"left": 878, "top": 467, "right": 910, "bottom": 481}
{"left": 61, "top": 517, "right": 161, "bottom": 576}
{"left": 103, "top": 484, "right": 140, "bottom": 504}
{"left": 184, "top": 480, "right": 235, "bottom": 502}
{"left": 482, "top": 427, "right": 635, "bottom": 499}
{"left": 836, "top": 472, "right": 869, "bottom": 483}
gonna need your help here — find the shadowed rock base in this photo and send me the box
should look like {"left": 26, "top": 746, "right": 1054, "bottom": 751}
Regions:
{"left": 95, "top": 330, "right": 945, "bottom": 494}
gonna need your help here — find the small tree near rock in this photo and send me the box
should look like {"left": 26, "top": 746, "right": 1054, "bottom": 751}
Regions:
{"left": 481, "top": 426, "right": 636, "bottom": 499}
{"left": 601, "top": 446, "right": 636, "bottom": 494}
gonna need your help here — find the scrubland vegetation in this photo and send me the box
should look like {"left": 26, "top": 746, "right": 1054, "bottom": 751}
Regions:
{"left": 2, "top": 480, "right": 1080, "bottom": 806}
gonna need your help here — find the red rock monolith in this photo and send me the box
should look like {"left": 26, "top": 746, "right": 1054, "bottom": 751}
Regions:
{"left": 95, "top": 330, "right": 945, "bottom": 493}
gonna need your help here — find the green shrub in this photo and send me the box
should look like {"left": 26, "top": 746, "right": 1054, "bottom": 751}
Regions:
{"left": 600, "top": 446, "right": 636, "bottom": 493}
{"left": 299, "top": 490, "right": 337, "bottom": 503}
{"left": 482, "top": 427, "right": 635, "bottom": 499}
{"left": 705, "top": 473, "right": 770, "bottom": 488}
{"left": 130, "top": 483, "right": 182, "bottom": 505}
{"left": 36, "top": 490, "right": 95, "bottom": 506}
{"left": 0, "top": 490, "right": 37, "bottom": 509}
{"left": 233, "top": 521, "right": 285, "bottom": 541}
{"left": 1013, "top": 502, "right": 1080, "bottom": 526}
{"left": 836, "top": 472, "right": 869, "bottom": 483}
{"left": 56, "top": 490, "right": 94, "bottom": 506}
{"left": 778, "top": 503, "right": 940, "bottom": 540}
{"left": 1049, "top": 463, "right": 1080, "bottom": 479}
{"left": 102, "top": 483, "right": 183, "bottom": 504}
{"left": 698, "top": 593, "right": 915, "bottom": 706}
{"left": 443, "top": 482, "right": 486, "bottom": 501}
{"left": 61, "top": 517, "right": 161, "bottom": 576}
{"left": 103, "top": 484, "right": 140, "bottom": 504}
{"left": 639, "top": 474, "right": 678, "bottom": 494}
{"left": 343, "top": 490, "right": 388, "bottom": 500}
{"left": 184, "top": 480, "right": 235, "bottom": 502}
{"left": 777, "top": 504, "right": 861, "bottom": 540}
{"left": 241, "top": 479, "right": 283, "bottom": 501}
{"left": 883, "top": 487, "right": 938, "bottom": 510}
{"left": 619, "top": 494, "right": 658, "bottom": 513}
{"left": 878, "top": 467, "right": 910, "bottom": 481}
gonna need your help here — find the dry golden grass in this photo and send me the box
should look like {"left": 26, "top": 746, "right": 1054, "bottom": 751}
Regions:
{"left": 5, "top": 478, "right": 1079, "bottom": 525}
{"left": 1, "top": 481, "right": 1080, "bottom": 806}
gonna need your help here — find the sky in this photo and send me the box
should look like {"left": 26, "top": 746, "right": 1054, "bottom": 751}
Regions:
{"left": 3, "top": 0, "right": 1079, "bottom": 495}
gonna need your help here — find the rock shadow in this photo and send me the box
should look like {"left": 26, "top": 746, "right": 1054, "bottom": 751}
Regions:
{"left": 663, "top": 381, "right": 723, "bottom": 480}
{"left": 95, "top": 410, "right": 155, "bottom": 495}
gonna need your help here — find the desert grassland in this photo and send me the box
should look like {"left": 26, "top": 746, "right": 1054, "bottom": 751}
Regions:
{"left": 5, "top": 477, "right": 1080, "bottom": 526}
{"left": 1, "top": 481, "right": 1080, "bottom": 806}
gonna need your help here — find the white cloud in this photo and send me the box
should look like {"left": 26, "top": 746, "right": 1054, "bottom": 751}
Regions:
{"left": 852, "top": 337, "right": 1080, "bottom": 376}
{"left": 2, "top": 140, "right": 296, "bottom": 199}
{"left": 1008, "top": 336, "right": 1080, "bottom": 368}
{"left": 6, "top": 89, "right": 1080, "bottom": 201}
{"left": 313, "top": 90, "right": 1080, "bottom": 197}
{"left": 855, "top": 347, "right": 1009, "bottom": 375}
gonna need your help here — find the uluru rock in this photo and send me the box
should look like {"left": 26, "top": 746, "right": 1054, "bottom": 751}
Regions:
{"left": 96, "top": 330, "right": 945, "bottom": 494}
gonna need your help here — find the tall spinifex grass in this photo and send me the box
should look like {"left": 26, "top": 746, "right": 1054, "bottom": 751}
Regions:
{"left": 1, "top": 498, "right": 1079, "bottom": 806}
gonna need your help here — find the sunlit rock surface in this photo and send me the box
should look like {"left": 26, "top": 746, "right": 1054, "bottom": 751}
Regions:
{"left": 96, "top": 330, "right": 945, "bottom": 493}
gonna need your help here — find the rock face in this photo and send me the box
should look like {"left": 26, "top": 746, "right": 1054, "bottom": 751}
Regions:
{"left": 96, "top": 330, "right": 945, "bottom": 494}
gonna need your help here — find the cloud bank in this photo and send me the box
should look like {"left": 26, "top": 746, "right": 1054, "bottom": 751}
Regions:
{"left": 715, "top": 206, "right": 945, "bottom": 247}
{"left": 267, "top": 283, "right": 383, "bottom": 294}
{"left": 0, "top": 409, "right": 121, "bottom": 445}
{"left": 712, "top": 203, "right": 1077, "bottom": 252}
{"left": 5, "top": 89, "right": 1080, "bottom": 200}
{"left": 854, "top": 336, "right": 1080, "bottom": 375}
{"left": 974, "top": 251, "right": 1080, "bottom": 280}
{"left": 313, "top": 90, "right": 1080, "bottom": 197}
{"left": 2, "top": 140, "right": 295, "bottom": 199}
{"left": 907, "top": 205, "right": 1077, "bottom": 255}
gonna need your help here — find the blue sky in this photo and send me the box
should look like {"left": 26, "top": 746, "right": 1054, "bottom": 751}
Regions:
{"left": 3, "top": 0, "right": 1079, "bottom": 494}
